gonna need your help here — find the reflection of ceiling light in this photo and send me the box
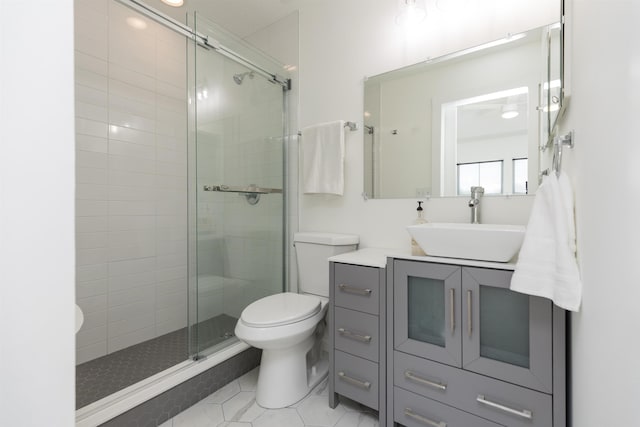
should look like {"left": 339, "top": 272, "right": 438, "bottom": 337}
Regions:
{"left": 161, "top": 0, "right": 184, "bottom": 6}
{"left": 396, "top": 0, "right": 426, "bottom": 26}
{"left": 126, "top": 17, "right": 147, "bottom": 29}
{"left": 501, "top": 104, "right": 519, "bottom": 119}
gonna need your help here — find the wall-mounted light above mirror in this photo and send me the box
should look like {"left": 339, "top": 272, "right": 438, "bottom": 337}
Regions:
{"left": 363, "top": 22, "right": 564, "bottom": 200}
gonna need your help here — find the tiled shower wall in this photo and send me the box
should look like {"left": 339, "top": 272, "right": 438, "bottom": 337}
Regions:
{"left": 75, "top": 0, "right": 188, "bottom": 364}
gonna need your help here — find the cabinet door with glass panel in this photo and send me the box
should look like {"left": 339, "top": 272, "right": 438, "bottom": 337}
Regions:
{"left": 462, "top": 267, "right": 553, "bottom": 393}
{"left": 393, "top": 260, "right": 462, "bottom": 367}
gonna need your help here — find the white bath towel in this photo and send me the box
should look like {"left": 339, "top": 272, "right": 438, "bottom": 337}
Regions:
{"left": 510, "top": 172, "right": 582, "bottom": 311}
{"left": 301, "top": 120, "right": 345, "bottom": 195}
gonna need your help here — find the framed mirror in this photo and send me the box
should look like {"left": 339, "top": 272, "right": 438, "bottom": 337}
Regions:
{"left": 363, "top": 22, "right": 563, "bottom": 199}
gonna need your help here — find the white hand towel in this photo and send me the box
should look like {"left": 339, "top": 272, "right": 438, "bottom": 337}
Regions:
{"left": 301, "top": 120, "right": 345, "bottom": 195}
{"left": 510, "top": 172, "right": 582, "bottom": 311}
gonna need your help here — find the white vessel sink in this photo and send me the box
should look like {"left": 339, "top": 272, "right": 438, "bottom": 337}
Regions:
{"left": 407, "top": 223, "right": 526, "bottom": 262}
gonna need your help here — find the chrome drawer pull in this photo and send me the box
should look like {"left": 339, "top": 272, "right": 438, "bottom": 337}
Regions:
{"left": 338, "top": 328, "right": 372, "bottom": 343}
{"left": 476, "top": 394, "right": 533, "bottom": 420}
{"left": 404, "top": 370, "right": 447, "bottom": 391}
{"left": 338, "top": 284, "right": 372, "bottom": 295}
{"left": 404, "top": 408, "right": 447, "bottom": 427}
{"left": 338, "top": 371, "right": 371, "bottom": 389}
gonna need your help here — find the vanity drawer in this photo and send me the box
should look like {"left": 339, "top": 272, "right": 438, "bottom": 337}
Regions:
{"left": 334, "top": 350, "right": 378, "bottom": 410}
{"left": 334, "top": 307, "right": 379, "bottom": 362}
{"left": 394, "top": 351, "right": 552, "bottom": 427}
{"left": 334, "top": 263, "right": 380, "bottom": 315}
{"left": 395, "top": 387, "right": 503, "bottom": 427}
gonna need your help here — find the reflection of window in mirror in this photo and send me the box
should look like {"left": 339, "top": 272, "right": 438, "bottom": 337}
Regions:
{"left": 513, "top": 158, "right": 528, "bottom": 194}
{"left": 457, "top": 160, "right": 503, "bottom": 195}
{"left": 443, "top": 87, "right": 529, "bottom": 196}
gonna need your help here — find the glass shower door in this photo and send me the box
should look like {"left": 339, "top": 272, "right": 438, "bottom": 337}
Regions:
{"left": 189, "top": 13, "right": 286, "bottom": 358}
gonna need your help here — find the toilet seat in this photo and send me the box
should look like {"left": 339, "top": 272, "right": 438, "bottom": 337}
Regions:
{"left": 241, "top": 292, "right": 321, "bottom": 328}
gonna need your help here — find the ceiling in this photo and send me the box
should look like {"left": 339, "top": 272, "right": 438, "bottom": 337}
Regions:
{"left": 145, "top": 0, "right": 305, "bottom": 38}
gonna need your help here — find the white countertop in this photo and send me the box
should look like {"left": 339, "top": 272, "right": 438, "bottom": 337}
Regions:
{"left": 329, "top": 247, "right": 517, "bottom": 270}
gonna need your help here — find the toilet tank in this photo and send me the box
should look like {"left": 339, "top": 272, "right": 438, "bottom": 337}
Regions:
{"left": 294, "top": 232, "right": 359, "bottom": 297}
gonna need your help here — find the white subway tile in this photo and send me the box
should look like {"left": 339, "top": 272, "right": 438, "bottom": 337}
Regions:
{"left": 156, "top": 253, "right": 187, "bottom": 269}
{"left": 109, "top": 79, "right": 156, "bottom": 106}
{"left": 109, "top": 93, "right": 155, "bottom": 119}
{"left": 109, "top": 154, "right": 156, "bottom": 174}
{"left": 76, "top": 200, "right": 108, "bottom": 217}
{"left": 76, "top": 101, "right": 108, "bottom": 122}
{"left": 108, "top": 326, "right": 155, "bottom": 353}
{"left": 108, "top": 185, "right": 155, "bottom": 201}
{"left": 156, "top": 161, "right": 187, "bottom": 177}
{"left": 77, "top": 167, "right": 108, "bottom": 185}
{"left": 108, "top": 244, "right": 156, "bottom": 262}
{"left": 109, "top": 140, "right": 156, "bottom": 160}
{"left": 109, "top": 284, "right": 155, "bottom": 308}
{"left": 109, "top": 200, "right": 156, "bottom": 216}
{"left": 77, "top": 247, "right": 109, "bottom": 266}
{"left": 109, "top": 125, "right": 155, "bottom": 146}
{"left": 75, "top": 51, "right": 108, "bottom": 76}
{"left": 76, "top": 117, "right": 108, "bottom": 138}
{"left": 77, "top": 231, "right": 108, "bottom": 249}
{"left": 156, "top": 277, "right": 186, "bottom": 295}
{"left": 108, "top": 257, "right": 156, "bottom": 277}
{"left": 80, "top": 308, "right": 107, "bottom": 330}
{"left": 77, "top": 294, "right": 107, "bottom": 315}
{"left": 109, "top": 63, "right": 156, "bottom": 93}
{"left": 76, "top": 135, "right": 109, "bottom": 155}
{"left": 76, "top": 216, "right": 108, "bottom": 233}
{"left": 156, "top": 304, "right": 187, "bottom": 330}
{"left": 76, "top": 83, "right": 108, "bottom": 107}
{"left": 156, "top": 288, "right": 186, "bottom": 311}
{"left": 108, "top": 215, "right": 155, "bottom": 231}
{"left": 76, "top": 278, "right": 107, "bottom": 299}
{"left": 109, "top": 110, "right": 156, "bottom": 133}
{"left": 108, "top": 270, "right": 156, "bottom": 292}
{"left": 108, "top": 301, "right": 154, "bottom": 329}
{"left": 76, "top": 324, "right": 108, "bottom": 348}
{"left": 76, "top": 68, "right": 108, "bottom": 91}
{"left": 77, "top": 183, "right": 108, "bottom": 201}
{"left": 76, "top": 341, "right": 107, "bottom": 365}
{"left": 108, "top": 229, "right": 156, "bottom": 247}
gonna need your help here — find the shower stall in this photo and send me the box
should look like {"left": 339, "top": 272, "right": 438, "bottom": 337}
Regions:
{"left": 74, "top": 0, "right": 290, "bottom": 417}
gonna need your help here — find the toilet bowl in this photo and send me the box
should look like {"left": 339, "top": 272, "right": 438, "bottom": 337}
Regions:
{"left": 234, "top": 232, "right": 358, "bottom": 408}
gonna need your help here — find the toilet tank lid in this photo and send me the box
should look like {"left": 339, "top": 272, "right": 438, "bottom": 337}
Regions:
{"left": 294, "top": 232, "right": 359, "bottom": 245}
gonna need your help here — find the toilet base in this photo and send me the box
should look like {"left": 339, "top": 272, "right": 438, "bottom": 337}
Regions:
{"left": 255, "top": 335, "right": 328, "bottom": 408}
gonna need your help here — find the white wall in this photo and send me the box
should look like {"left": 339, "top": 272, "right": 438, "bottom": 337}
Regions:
{"left": 563, "top": 0, "right": 640, "bottom": 425}
{"left": 74, "top": 0, "right": 189, "bottom": 364}
{"left": 0, "top": 1, "right": 75, "bottom": 425}
{"left": 297, "top": 0, "right": 556, "bottom": 249}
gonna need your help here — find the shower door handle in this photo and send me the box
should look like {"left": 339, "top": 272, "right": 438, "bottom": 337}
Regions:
{"left": 203, "top": 184, "right": 283, "bottom": 194}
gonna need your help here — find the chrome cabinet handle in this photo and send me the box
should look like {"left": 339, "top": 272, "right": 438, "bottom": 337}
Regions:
{"left": 338, "top": 284, "right": 372, "bottom": 295}
{"left": 338, "top": 371, "right": 371, "bottom": 389}
{"left": 404, "top": 370, "right": 447, "bottom": 391}
{"left": 466, "top": 290, "right": 472, "bottom": 338}
{"left": 476, "top": 394, "right": 533, "bottom": 420}
{"left": 404, "top": 408, "right": 447, "bottom": 427}
{"left": 338, "top": 328, "right": 372, "bottom": 343}
{"left": 449, "top": 288, "right": 455, "bottom": 335}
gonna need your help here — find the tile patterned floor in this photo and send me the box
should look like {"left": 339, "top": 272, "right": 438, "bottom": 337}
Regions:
{"left": 159, "top": 367, "right": 379, "bottom": 427}
{"left": 77, "top": 314, "right": 238, "bottom": 409}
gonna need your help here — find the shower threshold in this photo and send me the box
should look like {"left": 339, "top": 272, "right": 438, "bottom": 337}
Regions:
{"left": 76, "top": 313, "right": 238, "bottom": 409}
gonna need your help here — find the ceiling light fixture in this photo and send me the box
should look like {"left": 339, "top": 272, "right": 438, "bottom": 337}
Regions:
{"left": 396, "top": 0, "right": 426, "bottom": 26}
{"left": 161, "top": 0, "right": 184, "bottom": 7}
{"left": 501, "top": 104, "right": 519, "bottom": 119}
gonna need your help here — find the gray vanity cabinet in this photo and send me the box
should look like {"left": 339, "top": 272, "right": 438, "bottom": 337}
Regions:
{"left": 329, "top": 262, "right": 386, "bottom": 421}
{"left": 388, "top": 259, "right": 566, "bottom": 427}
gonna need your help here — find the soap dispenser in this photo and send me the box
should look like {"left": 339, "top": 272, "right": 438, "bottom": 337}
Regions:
{"left": 411, "top": 201, "right": 428, "bottom": 256}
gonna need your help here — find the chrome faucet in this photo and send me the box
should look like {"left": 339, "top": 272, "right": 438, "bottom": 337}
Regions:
{"left": 468, "top": 186, "right": 484, "bottom": 224}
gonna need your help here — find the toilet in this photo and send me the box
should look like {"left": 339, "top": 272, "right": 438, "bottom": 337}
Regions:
{"left": 234, "top": 232, "right": 359, "bottom": 408}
